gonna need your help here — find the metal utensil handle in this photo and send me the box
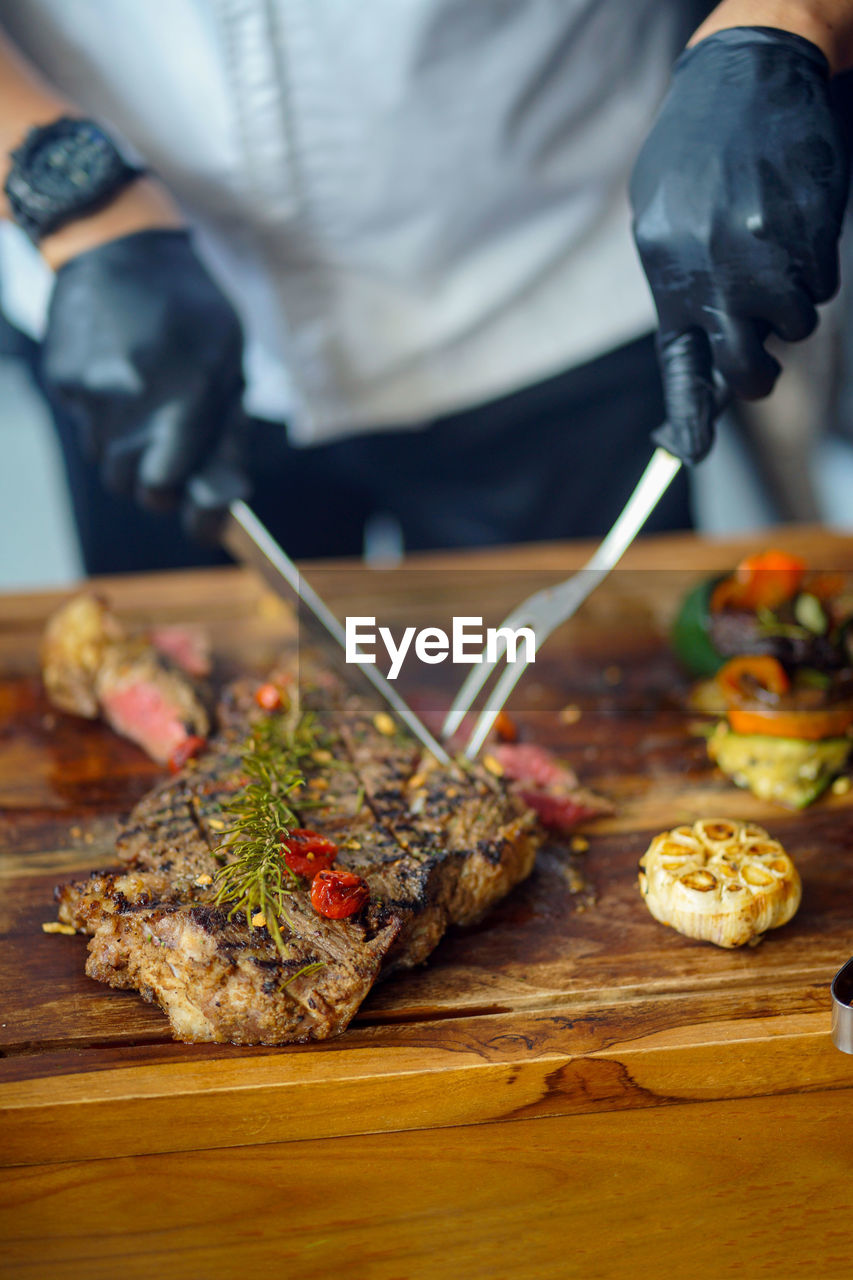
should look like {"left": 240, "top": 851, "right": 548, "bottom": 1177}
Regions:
{"left": 518, "top": 447, "right": 682, "bottom": 639}
{"left": 831, "top": 956, "right": 853, "bottom": 1054}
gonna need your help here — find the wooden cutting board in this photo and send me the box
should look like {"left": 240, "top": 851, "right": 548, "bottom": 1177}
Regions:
{"left": 3, "top": 528, "right": 853, "bottom": 1277}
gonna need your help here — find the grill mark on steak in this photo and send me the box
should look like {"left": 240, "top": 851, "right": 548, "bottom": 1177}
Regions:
{"left": 56, "top": 660, "right": 541, "bottom": 1044}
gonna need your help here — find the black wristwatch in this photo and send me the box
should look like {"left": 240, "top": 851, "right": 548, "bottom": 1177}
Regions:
{"left": 4, "top": 116, "right": 143, "bottom": 243}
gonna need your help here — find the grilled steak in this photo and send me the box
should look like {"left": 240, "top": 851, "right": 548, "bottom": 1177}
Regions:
{"left": 56, "top": 664, "right": 541, "bottom": 1044}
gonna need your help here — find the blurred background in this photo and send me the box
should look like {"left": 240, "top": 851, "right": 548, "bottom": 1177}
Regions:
{"left": 3, "top": 294, "right": 853, "bottom": 592}
{"left": 2, "top": 0, "right": 853, "bottom": 594}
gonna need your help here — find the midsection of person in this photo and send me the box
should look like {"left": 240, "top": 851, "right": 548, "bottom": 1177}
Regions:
{"left": 0, "top": 0, "right": 695, "bottom": 442}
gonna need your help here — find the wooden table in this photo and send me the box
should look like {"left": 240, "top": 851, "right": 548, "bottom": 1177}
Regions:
{"left": 3, "top": 528, "right": 853, "bottom": 1279}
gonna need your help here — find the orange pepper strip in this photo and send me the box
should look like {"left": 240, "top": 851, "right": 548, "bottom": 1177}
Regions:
{"left": 728, "top": 703, "right": 853, "bottom": 740}
{"left": 718, "top": 655, "right": 853, "bottom": 738}
{"left": 717, "top": 655, "right": 791, "bottom": 703}
{"left": 735, "top": 549, "right": 806, "bottom": 609}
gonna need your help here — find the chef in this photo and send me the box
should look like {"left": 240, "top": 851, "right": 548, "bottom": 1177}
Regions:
{"left": 0, "top": 0, "right": 850, "bottom": 571}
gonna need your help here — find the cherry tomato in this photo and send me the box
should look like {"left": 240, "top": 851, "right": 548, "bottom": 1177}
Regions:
{"left": 311, "top": 869, "right": 370, "bottom": 919}
{"left": 255, "top": 682, "right": 283, "bottom": 711}
{"left": 168, "top": 735, "right": 207, "bottom": 773}
{"left": 281, "top": 828, "right": 338, "bottom": 878}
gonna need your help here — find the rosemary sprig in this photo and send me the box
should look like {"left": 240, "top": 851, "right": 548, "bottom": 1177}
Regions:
{"left": 213, "top": 707, "right": 317, "bottom": 955}
{"left": 281, "top": 960, "right": 326, "bottom": 988}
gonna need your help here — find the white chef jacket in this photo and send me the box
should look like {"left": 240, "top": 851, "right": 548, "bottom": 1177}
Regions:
{"left": 0, "top": 1, "right": 692, "bottom": 444}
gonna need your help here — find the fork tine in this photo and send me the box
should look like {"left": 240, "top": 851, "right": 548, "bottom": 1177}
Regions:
{"left": 444, "top": 570, "right": 596, "bottom": 749}
{"left": 449, "top": 446, "right": 683, "bottom": 757}
{"left": 440, "top": 640, "right": 505, "bottom": 738}
{"left": 461, "top": 643, "right": 535, "bottom": 759}
{"left": 440, "top": 606, "right": 532, "bottom": 738}
{"left": 457, "top": 574, "right": 599, "bottom": 755}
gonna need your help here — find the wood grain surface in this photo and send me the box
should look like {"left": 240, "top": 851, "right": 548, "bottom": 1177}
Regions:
{"left": 3, "top": 1090, "right": 853, "bottom": 1280}
{"left": 3, "top": 527, "right": 853, "bottom": 1275}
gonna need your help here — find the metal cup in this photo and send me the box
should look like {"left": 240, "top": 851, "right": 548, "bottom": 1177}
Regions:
{"left": 831, "top": 957, "right": 853, "bottom": 1054}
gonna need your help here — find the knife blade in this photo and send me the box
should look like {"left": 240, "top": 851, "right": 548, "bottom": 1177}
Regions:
{"left": 221, "top": 499, "right": 452, "bottom": 765}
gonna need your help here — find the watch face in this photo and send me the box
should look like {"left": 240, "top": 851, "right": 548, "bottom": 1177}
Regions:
{"left": 4, "top": 115, "right": 138, "bottom": 240}
{"left": 27, "top": 121, "right": 118, "bottom": 204}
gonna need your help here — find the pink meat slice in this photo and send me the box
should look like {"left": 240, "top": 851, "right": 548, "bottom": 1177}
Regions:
{"left": 98, "top": 677, "right": 198, "bottom": 765}
{"left": 409, "top": 700, "right": 612, "bottom": 836}
{"left": 94, "top": 641, "right": 210, "bottom": 766}
{"left": 41, "top": 594, "right": 210, "bottom": 766}
{"left": 149, "top": 625, "right": 212, "bottom": 678}
{"left": 493, "top": 743, "right": 612, "bottom": 834}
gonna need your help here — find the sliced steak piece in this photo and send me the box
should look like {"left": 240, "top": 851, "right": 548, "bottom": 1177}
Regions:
{"left": 95, "top": 645, "right": 210, "bottom": 766}
{"left": 41, "top": 594, "right": 211, "bottom": 765}
{"left": 148, "top": 624, "right": 212, "bottom": 678}
{"left": 41, "top": 593, "right": 124, "bottom": 718}
{"left": 492, "top": 743, "right": 612, "bottom": 834}
{"left": 56, "top": 663, "right": 541, "bottom": 1044}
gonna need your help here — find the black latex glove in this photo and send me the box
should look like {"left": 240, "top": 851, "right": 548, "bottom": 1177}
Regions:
{"left": 630, "top": 27, "right": 850, "bottom": 464}
{"left": 41, "top": 228, "right": 250, "bottom": 542}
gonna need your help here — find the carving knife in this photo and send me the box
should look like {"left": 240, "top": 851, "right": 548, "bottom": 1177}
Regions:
{"left": 221, "top": 499, "right": 452, "bottom": 764}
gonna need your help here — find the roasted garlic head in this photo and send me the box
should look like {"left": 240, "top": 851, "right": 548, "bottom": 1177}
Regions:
{"left": 638, "top": 819, "right": 801, "bottom": 948}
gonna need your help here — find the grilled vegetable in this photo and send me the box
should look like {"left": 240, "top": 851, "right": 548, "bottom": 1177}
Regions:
{"left": 725, "top": 700, "right": 853, "bottom": 741}
{"left": 671, "top": 579, "right": 726, "bottom": 676}
{"left": 715, "top": 655, "right": 853, "bottom": 740}
{"left": 675, "top": 558, "right": 853, "bottom": 807}
{"left": 717, "top": 654, "right": 790, "bottom": 701}
{"left": 672, "top": 552, "right": 853, "bottom": 677}
{"left": 282, "top": 829, "right": 338, "bottom": 878}
{"left": 707, "top": 723, "right": 851, "bottom": 809}
{"left": 311, "top": 869, "right": 370, "bottom": 919}
{"left": 710, "top": 550, "right": 805, "bottom": 612}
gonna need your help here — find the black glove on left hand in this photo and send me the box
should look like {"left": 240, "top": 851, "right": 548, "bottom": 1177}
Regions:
{"left": 630, "top": 26, "right": 850, "bottom": 464}
{"left": 41, "top": 227, "right": 250, "bottom": 542}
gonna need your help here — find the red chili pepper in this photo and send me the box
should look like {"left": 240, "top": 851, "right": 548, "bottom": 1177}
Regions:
{"left": 168, "top": 735, "right": 207, "bottom": 773}
{"left": 281, "top": 828, "right": 338, "bottom": 878}
{"left": 310, "top": 869, "right": 370, "bottom": 919}
{"left": 255, "top": 682, "right": 283, "bottom": 711}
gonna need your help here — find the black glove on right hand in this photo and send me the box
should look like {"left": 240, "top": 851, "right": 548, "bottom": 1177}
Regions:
{"left": 630, "top": 27, "right": 850, "bottom": 464}
{"left": 41, "top": 228, "right": 250, "bottom": 541}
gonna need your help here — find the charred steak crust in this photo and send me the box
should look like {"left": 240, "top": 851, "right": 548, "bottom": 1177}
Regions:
{"left": 56, "top": 666, "right": 541, "bottom": 1044}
